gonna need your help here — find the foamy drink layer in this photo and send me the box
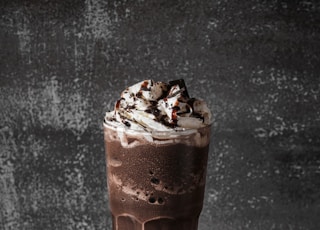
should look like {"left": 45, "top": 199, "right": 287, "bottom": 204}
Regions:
{"left": 104, "top": 125, "right": 211, "bottom": 230}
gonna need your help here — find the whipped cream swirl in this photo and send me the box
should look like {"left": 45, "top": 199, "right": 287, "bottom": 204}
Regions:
{"left": 104, "top": 79, "right": 212, "bottom": 131}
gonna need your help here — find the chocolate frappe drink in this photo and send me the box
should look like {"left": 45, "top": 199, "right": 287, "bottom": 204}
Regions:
{"left": 103, "top": 79, "right": 212, "bottom": 230}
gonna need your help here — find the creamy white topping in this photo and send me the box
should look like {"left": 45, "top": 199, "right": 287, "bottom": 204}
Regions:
{"left": 104, "top": 79, "right": 212, "bottom": 131}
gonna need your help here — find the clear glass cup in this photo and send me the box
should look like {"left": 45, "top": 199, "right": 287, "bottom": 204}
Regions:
{"left": 103, "top": 120, "right": 211, "bottom": 230}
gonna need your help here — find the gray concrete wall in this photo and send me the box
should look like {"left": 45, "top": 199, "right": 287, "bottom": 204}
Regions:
{"left": 1, "top": 0, "right": 320, "bottom": 229}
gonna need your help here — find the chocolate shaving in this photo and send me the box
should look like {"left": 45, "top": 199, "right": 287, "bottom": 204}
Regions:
{"left": 145, "top": 107, "right": 160, "bottom": 117}
{"left": 193, "top": 112, "right": 205, "bottom": 123}
{"left": 187, "top": 98, "right": 197, "bottom": 110}
{"left": 115, "top": 98, "right": 124, "bottom": 110}
{"left": 166, "top": 88, "right": 187, "bottom": 99}
{"left": 169, "top": 79, "right": 189, "bottom": 98}
{"left": 172, "top": 106, "right": 180, "bottom": 111}
{"left": 136, "top": 91, "right": 143, "bottom": 98}
{"left": 141, "top": 80, "right": 151, "bottom": 91}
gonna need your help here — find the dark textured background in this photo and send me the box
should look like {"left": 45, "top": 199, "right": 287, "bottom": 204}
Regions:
{"left": 1, "top": 0, "right": 320, "bottom": 229}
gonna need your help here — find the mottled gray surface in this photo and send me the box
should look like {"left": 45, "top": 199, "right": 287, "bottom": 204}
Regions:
{"left": 1, "top": 0, "right": 320, "bottom": 229}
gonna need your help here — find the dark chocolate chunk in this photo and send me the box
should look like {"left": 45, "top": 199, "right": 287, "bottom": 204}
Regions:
{"left": 150, "top": 177, "right": 160, "bottom": 185}
{"left": 148, "top": 197, "right": 156, "bottom": 203}
{"left": 123, "top": 120, "right": 131, "bottom": 127}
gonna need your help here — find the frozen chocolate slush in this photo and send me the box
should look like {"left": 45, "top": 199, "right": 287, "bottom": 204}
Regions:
{"left": 103, "top": 79, "right": 212, "bottom": 230}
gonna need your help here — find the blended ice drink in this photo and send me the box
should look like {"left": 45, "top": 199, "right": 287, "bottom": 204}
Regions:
{"left": 103, "top": 79, "right": 212, "bottom": 230}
